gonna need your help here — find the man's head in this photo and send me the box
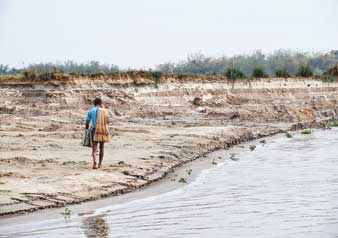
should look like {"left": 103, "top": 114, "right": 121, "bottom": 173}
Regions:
{"left": 93, "top": 98, "right": 102, "bottom": 106}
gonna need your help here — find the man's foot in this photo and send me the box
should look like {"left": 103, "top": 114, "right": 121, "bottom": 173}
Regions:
{"left": 93, "top": 162, "right": 98, "bottom": 169}
{"left": 98, "top": 163, "right": 102, "bottom": 168}
{"left": 98, "top": 156, "right": 103, "bottom": 168}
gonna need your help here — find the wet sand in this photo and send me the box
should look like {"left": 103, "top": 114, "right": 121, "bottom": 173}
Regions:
{"left": 0, "top": 133, "right": 281, "bottom": 227}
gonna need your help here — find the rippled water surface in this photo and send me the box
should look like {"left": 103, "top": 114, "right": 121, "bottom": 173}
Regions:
{"left": 1, "top": 129, "right": 338, "bottom": 238}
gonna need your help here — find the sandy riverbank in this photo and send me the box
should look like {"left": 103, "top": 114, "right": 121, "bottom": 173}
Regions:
{"left": 0, "top": 76, "right": 337, "bottom": 217}
{"left": 0, "top": 132, "right": 287, "bottom": 226}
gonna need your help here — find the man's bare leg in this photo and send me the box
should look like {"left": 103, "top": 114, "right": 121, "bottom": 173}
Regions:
{"left": 98, "top": 142, "right": 104, "bottom": 168}
{"left": 92, "top": 142, "right": 98, "bottom": 169}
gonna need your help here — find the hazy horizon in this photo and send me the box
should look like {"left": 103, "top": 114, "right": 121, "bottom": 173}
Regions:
{"left": 1, "top": 0, "right": 337, "bottom": 69}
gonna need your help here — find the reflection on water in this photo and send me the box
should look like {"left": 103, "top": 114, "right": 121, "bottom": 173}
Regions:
{"left": 1, "top": 129, "right": 338, "bottom": 238}
{"left": 82, "top": 215, "right": 109, "bottom": 238}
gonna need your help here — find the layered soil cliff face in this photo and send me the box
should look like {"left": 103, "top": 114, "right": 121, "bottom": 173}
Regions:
{"left": 0, "top": 77, "right": 338, "bottom": 216}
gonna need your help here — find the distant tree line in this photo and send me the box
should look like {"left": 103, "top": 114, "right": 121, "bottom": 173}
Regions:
{"left": 156, "top": 49, "right": 338, "bottom": 77}
{"left": 0, "top": 64, "right": 21, "bottom": 75}
{"left": 0, "top": 60, "right": 119, "bottom": 75}
{"left": 0, "top": 50, "right": 337, "bottom": 79}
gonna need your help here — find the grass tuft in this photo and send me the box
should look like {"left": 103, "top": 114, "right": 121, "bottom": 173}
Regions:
{"left": 64, "top": 207, "right": 71, "bottom": 215}
{"left": 178, "top": 178, "right": 187, "bottom": 183}
{"left": 286, "top": 132, "right": 293, "bottom": 138}
{"left": 327, "top": 120, "right": 338, "bottom": 128}
{"left": 301, "top": 130, "right": 312, "bottom": 135}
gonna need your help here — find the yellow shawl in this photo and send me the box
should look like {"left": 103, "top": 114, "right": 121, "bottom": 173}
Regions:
{"left": 93, "top": 108, "right": 111, "bottom": 143}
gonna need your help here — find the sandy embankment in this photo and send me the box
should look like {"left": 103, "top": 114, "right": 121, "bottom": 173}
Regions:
{"left": 0, "top": 76, "right": 337, "bottom": 216}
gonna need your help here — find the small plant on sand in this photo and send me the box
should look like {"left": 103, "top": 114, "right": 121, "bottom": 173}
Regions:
{"left": 178, "top": 178, "right": 187, "bottom": 183}
{"left": 211, "top": 159, "right": 217, "bottom": 165}
{"left": 286, "top": 132, "right": 293, "bottom": 138}
{"left": 249, "top": 145, "right": 256, "bottom": 151}
{"left": 64, "top": 207, "right": 72, "bottom": 216}
{"left": 301, "top": 130, "right": 312, "bottom": 135}
{"left": 229, "top": 153, "right": 239, "bottom": 161}
{"left": 259, "top": 140, "right": 266, "bottom": 144}
{"left": 186, "top": 169, "right": 192, "bottom": 175}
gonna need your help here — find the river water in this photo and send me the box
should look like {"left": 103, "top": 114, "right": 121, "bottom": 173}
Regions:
{"left": 1, "top": 129, "right": 338, "bottom": 238}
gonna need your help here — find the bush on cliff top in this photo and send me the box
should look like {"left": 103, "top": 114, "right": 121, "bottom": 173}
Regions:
{"left": 224, "top": 68, "right": 246, "bottom": 79}
{"left": 251, "top": 67, "right": 268, "bottom": 78}
{"left": 326, "top": 64, "right": 338, "bottom": 76}
{"left": 23, "top": 69, "right": 65, "bottom": 81}
{"left": 275, "top": 68, "right": 291, "bottom": 78}
{"left": 296, "top": 65, "right": 314, "bottom": 77}
{"left": 319, "top": 64, "right": 338, "bottom": 82}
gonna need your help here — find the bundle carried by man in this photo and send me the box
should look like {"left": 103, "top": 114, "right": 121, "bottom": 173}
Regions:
{"left": 93, "top": 108, "right": 111, "bottom": 143}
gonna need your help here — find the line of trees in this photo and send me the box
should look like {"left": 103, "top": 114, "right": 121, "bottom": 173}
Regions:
{"left": 156, "top": 49, "right": 338, "bottom": 77}
{"left": 0, "top": 61, "right": 119, "bottom": 75}
{"left": 224, "top": 65, "right": 317, "bottom": 79}
{"left": 0, "top": 65, "right": 21, "bottom": 75}
{"left": 0, "top": 50, "right": 337, "bottom": 77}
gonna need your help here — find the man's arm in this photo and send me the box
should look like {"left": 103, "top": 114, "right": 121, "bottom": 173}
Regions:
{"left": 85, "top": 111, "right": 91, "bottom": 129}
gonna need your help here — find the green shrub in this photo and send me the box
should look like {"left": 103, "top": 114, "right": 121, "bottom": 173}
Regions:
{"left": 326, "top": 64, "right": 338, "bottom": 76}
{"left": 178, "top": 178, "right": 187, "bottom": 183}
{"left": 23, "top": 70, "right": 37, "bottom": 80}
{"left": 286, "top": 132, "right": 293, "bottom": 138}
{"left": 89, "top": 71, "right": 105, "bottom": 77}
{"left": 52, "top": 67, "right": 63, "bottom": 74}
{"left": 224, "top": 68, "right": 245, "bottom": 79}
{"left": 313, "top": 68, "right": 323, "bottom": 77}
{"left": 38, "top": 72, "right": 62, "bottom": 80}
{"left": 321, "top": 75, "right": 338, "bottom": 82}
{"left": 251, "top": 67, "right": 268, "bottom": 78}
{"left": 177, "top": 74, "right": 184, "bottom": 80}
{"left": 301, "top": 130, "right": 312, "bottom": 135}
{"left": 151, "top": 71, "right": 162, "bottom": 84}
{"left": 321, "top": 64, "right": 338, "bottom": 82}
{"left": 64, "top": 207, "right": 71, "bottom": 215}
{"left": 296, "top": 65, "right": 313, "bottom": 77}
{"left": 275, "top": 68, "right": 291, "bottom": 78}
{"left": 327, "top": 120, "right": 338, "bottom": 128}
{"left": 69, "top": 72, "right": 80, "bottom": 77}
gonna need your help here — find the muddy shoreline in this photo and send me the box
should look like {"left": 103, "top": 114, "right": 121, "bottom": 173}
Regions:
{"left": 1, "top": 77, "right": 337, "bottom": 217}
{"left": 0, "top": 125, "right": 269, "bottom": 217}
{"left": 0, "top": 131, "right": 287, "bottom": 226}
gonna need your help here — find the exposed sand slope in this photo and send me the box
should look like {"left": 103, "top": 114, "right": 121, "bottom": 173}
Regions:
{"left": 0, "top": 77, "right": 337, "bottom": 216}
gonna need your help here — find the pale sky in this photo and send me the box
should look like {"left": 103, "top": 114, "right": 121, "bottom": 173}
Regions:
{"left": 0, "top": 0, "right": 337, "bottom": 69}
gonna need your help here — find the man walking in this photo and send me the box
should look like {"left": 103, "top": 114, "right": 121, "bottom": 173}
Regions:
{"left": 85, "top": 98, "right": 110, "bottom": 169}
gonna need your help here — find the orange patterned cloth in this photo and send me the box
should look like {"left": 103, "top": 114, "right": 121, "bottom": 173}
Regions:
{"left": 93, "top": 108, "right": 111, "bottom": 143}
